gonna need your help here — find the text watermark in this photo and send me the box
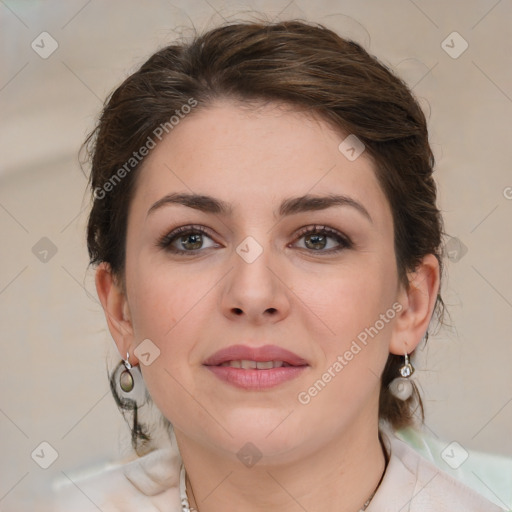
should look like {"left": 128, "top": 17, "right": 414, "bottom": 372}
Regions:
{"left": 297, "top": 301, "right": 403, "bottom": 405}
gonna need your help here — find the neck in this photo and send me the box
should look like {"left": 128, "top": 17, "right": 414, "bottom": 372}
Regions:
{"left": 175, "top": 416, "right": 387, "bottom": 512}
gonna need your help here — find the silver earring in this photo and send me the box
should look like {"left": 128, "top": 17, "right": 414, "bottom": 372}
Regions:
{"left": 120, "top": 351, "right": 135, "bottom": 392}
{"left": 389, "top": 353, "right": 415, "bottom": 400}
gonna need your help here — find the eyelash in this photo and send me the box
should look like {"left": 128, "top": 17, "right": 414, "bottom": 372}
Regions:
{"left": 156, "top": 224, "right": 353, "bottom": 255}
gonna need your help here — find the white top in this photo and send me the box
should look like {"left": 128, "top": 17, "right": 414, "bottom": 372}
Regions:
{"left": 50, "top": 430, "right": 506, "bottom": 511}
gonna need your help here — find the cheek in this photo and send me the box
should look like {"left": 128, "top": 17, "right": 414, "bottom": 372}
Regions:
{"left": 294, "top": 267, "right": 397, "bottom": 423}
{"left": 127, "top": 265, "right": 207, "bottom": 425}
{"left": 126, "top": 261, "right": 216, "bottom": 386}
{"left": 127, "top": 260, "right": 203, "bottom": 337}
{"left": 295, "top": 259, "right": 396, "bottom": 344}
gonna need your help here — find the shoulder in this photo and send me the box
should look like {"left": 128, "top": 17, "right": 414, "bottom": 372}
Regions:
{"left": 50, "top": 447, "right": 183, "bottom": 512}
{"left": 49, "top": 429, "right": 509, "bottom": 512}
{"left": 367, "top": 429, "right": 507, "bottom": 512}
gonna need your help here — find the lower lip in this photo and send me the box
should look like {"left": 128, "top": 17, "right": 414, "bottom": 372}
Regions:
{"left": 204, "top": 365, "right": 308, "bottom": 390}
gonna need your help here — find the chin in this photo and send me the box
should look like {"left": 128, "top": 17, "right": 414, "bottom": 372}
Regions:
{"left": 211, "top": 409, "right": 311, "bottom": 458}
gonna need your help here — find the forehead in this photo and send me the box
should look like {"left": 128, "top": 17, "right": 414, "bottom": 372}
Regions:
{"left": 130, "top": 99, "right": 391, "bottom": 225}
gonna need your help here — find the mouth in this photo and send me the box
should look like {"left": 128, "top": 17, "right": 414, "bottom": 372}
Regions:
{"left": 203, "top": 344, "right": 309, "bottom": 390}
{"left": 216, "top": 360, "right": 297, "bottom": 369}
{"left": 203, "top": 343, "right": 309, "bottom": 367}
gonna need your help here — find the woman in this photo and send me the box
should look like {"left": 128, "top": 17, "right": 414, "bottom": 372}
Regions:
{"left": 74, "top": 19, "right": 504, "bottom": 511}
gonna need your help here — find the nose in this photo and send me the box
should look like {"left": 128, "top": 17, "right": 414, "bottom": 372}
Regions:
{"left": 221, "top": 239, "right": 291, "bottom": 325}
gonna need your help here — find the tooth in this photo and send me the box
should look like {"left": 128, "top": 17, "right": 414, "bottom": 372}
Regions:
{"left": 220, "top": 360, "right": 289, "bottom": 369}
{"left": 256, "top": 361, "right": 274, "bottom": 370}
{"left": 240, "top": 360, "right": 258, "bottom": 369}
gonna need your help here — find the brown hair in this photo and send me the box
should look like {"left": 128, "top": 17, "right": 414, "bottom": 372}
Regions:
{"left": 84, "top": 18, "right": 447, "bottom": 452}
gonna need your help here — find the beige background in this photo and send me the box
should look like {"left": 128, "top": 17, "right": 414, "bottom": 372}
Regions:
{"left": 1, "top": 0, "right": 511, "bottom": 509}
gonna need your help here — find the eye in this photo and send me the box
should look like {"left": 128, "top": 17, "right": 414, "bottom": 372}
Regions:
{"left": 292, "top": 225, "right": 352, "bottom": 253}
{"left": 157, "top": 225, "right": 220, "bottom": 254}
{"left": 157, "top": 224, "right": 352, "bottom": 256}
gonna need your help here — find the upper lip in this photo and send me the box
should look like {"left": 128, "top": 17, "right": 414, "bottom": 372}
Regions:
{"left": 203, "top": 344, "right": 309, "bottom": 367}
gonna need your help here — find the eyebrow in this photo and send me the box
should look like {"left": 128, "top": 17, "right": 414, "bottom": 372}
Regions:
{"left": 147, "top": 192, "right": 373, "bottom": 224}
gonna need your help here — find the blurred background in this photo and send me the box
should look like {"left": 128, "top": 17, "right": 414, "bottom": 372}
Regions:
{"left": 1, "top": 0, "right": 511, "bottom": 510}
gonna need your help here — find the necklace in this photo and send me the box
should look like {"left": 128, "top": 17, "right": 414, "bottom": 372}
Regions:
{"left": 180, "top": 463, "right": 202, "bottom": 512}
{"left": 179, "top": 460, "right": 385, "bottom": 512}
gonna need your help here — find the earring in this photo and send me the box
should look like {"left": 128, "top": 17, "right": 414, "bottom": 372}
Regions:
{"left": 120, "top": 351, "right": 135, "bottom": 392}
{"left": 389, "top": 353, "right": 415, "bottom": 400}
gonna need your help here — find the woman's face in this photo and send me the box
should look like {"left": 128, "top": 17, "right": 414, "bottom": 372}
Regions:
{"left": 113, "top": 99, "right": 413, "bottom": 461}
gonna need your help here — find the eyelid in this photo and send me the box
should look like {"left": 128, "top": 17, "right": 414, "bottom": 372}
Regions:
{"left": 292, "top": 224, "right": 353, "bottom": 251}
{"left": 157, "top": 223, "right": 353, "bottom": 254}
{"left": 156, "top": 224, "right": 219, "bottom": 251}
{"left": 294, "top": 224, "right": 349, "bottom": 240}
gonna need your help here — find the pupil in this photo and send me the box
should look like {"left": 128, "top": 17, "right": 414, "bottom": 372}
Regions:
{"left": 306, "top": 234, "right": 326, "bottom": 250}
{"left": 182, "top": 234, "right": 202, "bottom": 250}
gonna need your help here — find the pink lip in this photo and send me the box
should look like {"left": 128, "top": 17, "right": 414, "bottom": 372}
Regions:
{"left": 203, "top": 344, "right": 309, "bottom": 390}
{"left": 202, "top": 344, "right": 308, "bottom": 367}
{"left": 205, "top": 365, "right": 308, "bottom": 390}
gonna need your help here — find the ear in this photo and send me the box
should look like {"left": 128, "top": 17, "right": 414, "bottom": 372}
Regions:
{"left": 95, "top": 262, "right": 138, "bottom": 366}
{"left": 390, "top": 253, "right": 441, "bottom": 355}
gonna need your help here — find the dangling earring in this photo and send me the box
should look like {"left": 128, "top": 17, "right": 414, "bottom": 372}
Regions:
{"left": 120, "top": 351, "right": 135, "bottom": 393}
{"left": 389, "top": 353, "right": 415, "bottom": 400}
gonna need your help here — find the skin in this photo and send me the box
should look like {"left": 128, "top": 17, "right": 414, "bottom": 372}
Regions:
{"left": 96, "top": 98, "right": 440, "bottom": 512}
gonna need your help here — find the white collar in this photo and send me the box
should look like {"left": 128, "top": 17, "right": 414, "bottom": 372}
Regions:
{"left": 366, "top": 429, "right": 504, "bottom": 511}
{"left": 52, "top": 428, "right": 504, "bottom": 511}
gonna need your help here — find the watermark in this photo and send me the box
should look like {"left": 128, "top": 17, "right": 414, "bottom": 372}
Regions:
{"left": 32, "top": 236, "right": 58, "bottom": 263}
{"left": 297, "top": 301, "right": 403, "bottom": 405}
{"left": 134, "top": 338, "right": 161, "bottom": 366}
{"left": 441, "top": 441, "right": 469, "bottom": 469}
{"left": 31, "top": 32, "right": 59, "bottom": 59}
{"left": 237, "top": 442, "right": 263, "bottom": 468}
{"left": 338, "top": 134, "right": 365, "bottom": 161}
{"left": 93, "top": 97, "right": 198, "bottom": 200}
{"left": 503, "top": 186, "right": 512, "bottom": 200}
{"left": 236, "top": 236, "right": 264, "bottom": 263}
{"left": 441, "top": 31, "right": 469, "bottom": 60}
{"left": 444, "top": 235, "right": 468, "bottom": 263}
{"left": 31, "top": 441, "right": 59, "bottom": 469}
